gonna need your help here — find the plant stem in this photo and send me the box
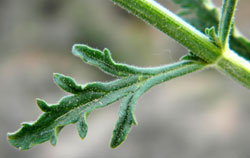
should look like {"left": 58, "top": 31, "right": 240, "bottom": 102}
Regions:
{"left": 218, "top": 0, "right": 238, "bottom": 49}
{"left": 111, "top": 0, "right": 250, "bottom": 89}
{"left": 216, "top": 49, "right": 250, "bottom": 88}
{"left": 215, "top": 0, "right": 250, "bottom": 88}
{"left": 111, "top": 0, "right": 221, "bottom": 63}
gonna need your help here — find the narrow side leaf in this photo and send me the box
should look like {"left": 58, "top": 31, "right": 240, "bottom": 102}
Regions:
{"left": 110, "top": 94, "right": 137, "bottom": 148}
{"left": 50, "top": 126, "right": 64, "bottom": 146}
{"left": 76, "top": 113, "right": 88, "bottom": 139}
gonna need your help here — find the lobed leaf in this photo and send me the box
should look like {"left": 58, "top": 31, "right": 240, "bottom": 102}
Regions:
{"left": 8, "top": 45, "right": 206, "bottom": 150}
{"left": 8, "top": 75, "right": 140, "bottom": 150}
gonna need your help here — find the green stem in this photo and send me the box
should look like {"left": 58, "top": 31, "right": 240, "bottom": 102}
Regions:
{"left": 216, "top": 49, "right": 250, "bottom": 88}
{"left": 218, "top": 0, "right": 238, "bottom": 49}
{"left": 111, "top": 0, "right": 250, "bottom": 89}
{"left": 216, "top": 0, "right": 250, "bottom": 88}
{"left": 111, "top": 0, "right": 221, "bottom": 63}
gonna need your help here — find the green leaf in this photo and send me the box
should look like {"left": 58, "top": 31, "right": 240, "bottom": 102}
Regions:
{"left": 8, "top": 76, "right": 140, "bottom": 150}
{"left": 8, "top": 45, "right": 206, "bottom": 150}
{"left": 7, "top": 0, "right": 250, "bottom": 151}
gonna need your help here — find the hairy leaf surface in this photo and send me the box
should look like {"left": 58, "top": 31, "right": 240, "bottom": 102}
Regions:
{"left": 8, "top": 45, "right": 205, "bottom": 150}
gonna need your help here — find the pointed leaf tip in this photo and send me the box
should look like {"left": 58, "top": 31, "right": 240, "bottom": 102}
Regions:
{"left": 72, "top": 44, "right": 101, "bottom": 62}
{"left": 132, "top": 113, "right": 137, "bottom": 125}
{"left": 72, "top": 44, "right": 108, "bottom": 67}
{"left": 72, "top": 44, "right": 89, "bottom": 57}
{"left": 36, "top": 98, "right": 51, "bottom": 112}
{"left": 21, "top": 122, "right": 33, "bottom": 128}
{"left": 53, "top": 73, "right": 82, "bottom": 94}
{"left": 103, "top": 48, "right": 114, "bottom": 64}
{"left": 103, "top": 48, "right": 111, "bottom": 58}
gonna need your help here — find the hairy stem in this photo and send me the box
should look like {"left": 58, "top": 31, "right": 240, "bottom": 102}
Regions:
{"left": 112, "top": 0, "right": 250, "bottom": 89}
{"left": 216, "top": 50, "right": 250, "bottom": 88}
{"left": 111, "top": 0, "right": 221, "bottom": 63}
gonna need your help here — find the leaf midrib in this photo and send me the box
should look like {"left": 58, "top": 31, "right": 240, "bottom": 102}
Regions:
{"left": 49, "top": 62, "right": 196, "bottom": 130}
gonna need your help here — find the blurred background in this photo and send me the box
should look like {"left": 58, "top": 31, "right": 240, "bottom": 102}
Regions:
{"left": 1, "top": 0, "right": 250, "bottom": 158}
